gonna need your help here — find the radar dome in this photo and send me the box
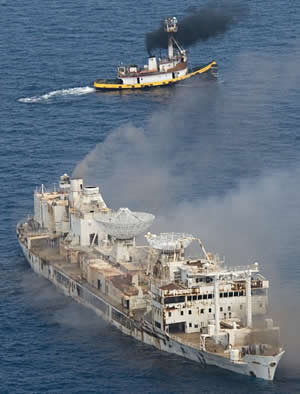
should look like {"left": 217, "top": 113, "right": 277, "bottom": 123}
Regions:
{"left": 146, "top": 232, "right": 193, "bottom": 252}
{"left": 95, "top": 208, "right": 154, "bottom": 239}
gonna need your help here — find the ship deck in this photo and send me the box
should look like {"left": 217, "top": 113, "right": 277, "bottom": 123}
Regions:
{"left": 170, "top": 332, "right": 229, "bottom": 357}
{"left": 170, "top": 332, "right": 201, "bottom": 349}
{"left": 30, "top": 243, "right": 146, "bottom": 321}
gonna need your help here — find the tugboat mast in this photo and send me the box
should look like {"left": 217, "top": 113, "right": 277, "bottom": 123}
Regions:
{"left": 164, "top": 17, "right": 178, "bottom": 59}
{"left": 164, "top": 17, "right": 185, "bottom": 60}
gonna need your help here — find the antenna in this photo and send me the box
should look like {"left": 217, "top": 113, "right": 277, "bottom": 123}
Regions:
{"left": 145, "top": 232, "right": 193, "bottom": 252}
{"left": 95, "top": 208, "right": 155, "bottom": 240}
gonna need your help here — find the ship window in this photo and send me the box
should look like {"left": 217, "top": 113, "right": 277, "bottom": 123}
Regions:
{"left": 220, "top": 293, "right": 223, "bottom": 298}
{"left": 239, "top": 291, "right": 244, "bottom": 296}
{"left": 193, "top": 295, "right": 197, "bottom": 300}
{"left": 234, "top": 291, "right": 238, "bottom": 296}
{"left": 229, "top": 292, "right": 233, "bottom": 297}
{"left": 224, "top": 293, "right": 228, "bottom": 298}
{"left": 89, "top": 233, "right": 94, "bottom": 245}
{"left": 203, "top": 294, "right": 207, "bottom": 300}
{"left": 198, "top": 295, "right": 202, "bottom": 300}
{"left": 181, "top": 311, "right": 184, "bottom": 316}
{"left": 164, "top": 296, "right": 185, "bottom": 304}
{"left": 155, "top": 321, "right": 161, "bottom": 329}
{"left": 189, "top": 323, "right": 192, "bottom": 327}
{"left": 188, "top": 310, "right": 192, "bottom": 315}
{"left": 229, "top": 312, "right": 232, "bottom": 318}
{"left": 252, "top": 288, "right": 267, "bottom": 296}
{"left": 208, "top": 294, "right": 213, "bottom": 299}
{"left": 208, "top": 308, "right": 212, "bottom": 313}
{"left": 187, "top": 296, "right": 192, "bottom": 301}
{"left": 195, "top": 324, "right": 198, "bottom": 328}
{"left": 168, "top": 312, "right": 172, "bottom": 317}
{"left": 77, "top": 285, "right": 82, "bottom": 297}
{"left": 228, "top": 306, "right": 231, "bottom": 311}
{"left": 220, "top": 307, "right": 223, "bottom": 312}
{"left": 201, "top": 309, "right": 204, "bottom": 314}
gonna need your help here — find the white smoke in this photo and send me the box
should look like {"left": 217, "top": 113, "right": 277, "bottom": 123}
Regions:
{"left": 72, "top": 47, "right": 300, "bottom": 373}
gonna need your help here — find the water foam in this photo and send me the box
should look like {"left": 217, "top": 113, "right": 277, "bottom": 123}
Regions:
{"left": 18, "top": 86, "right": 95, "bottom": 103}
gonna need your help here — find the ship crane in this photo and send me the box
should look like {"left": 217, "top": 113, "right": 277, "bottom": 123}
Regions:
{"left": 194, "top": 237, "right": 214, "bottom": 265}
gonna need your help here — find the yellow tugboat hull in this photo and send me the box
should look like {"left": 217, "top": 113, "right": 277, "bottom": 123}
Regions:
{"left": 94, "top": 61, "right": 217, "bottom": 90}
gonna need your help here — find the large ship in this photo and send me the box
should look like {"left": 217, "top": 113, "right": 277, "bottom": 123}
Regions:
{"left": 17, "top": 174, "right": 284, "bottom": 380}
{"left": 94, "top": 17, "right": 217, "bottom": 90}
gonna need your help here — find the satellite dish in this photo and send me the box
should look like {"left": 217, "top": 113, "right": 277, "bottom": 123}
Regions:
{"left": 146, "top": 232, "right": 193, "bottom": 252}
{"left": 95, "top": 207, "right": 155, "bottom": 239}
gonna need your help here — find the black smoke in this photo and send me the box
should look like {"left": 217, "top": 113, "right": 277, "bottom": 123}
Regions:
{"left": 145, "top": 3, "right": 247, "bottom": 55}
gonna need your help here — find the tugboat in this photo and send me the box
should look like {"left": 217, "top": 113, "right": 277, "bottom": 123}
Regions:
{"left": 94, "top": 17, "right": 217, "bottom": 90}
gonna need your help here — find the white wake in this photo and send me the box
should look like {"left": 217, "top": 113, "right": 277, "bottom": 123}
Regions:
{"left": 18, "top": 86, "right": 95, "bottom": 103}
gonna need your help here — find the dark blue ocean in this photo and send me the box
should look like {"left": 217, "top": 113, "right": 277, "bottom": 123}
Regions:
{"left": 1, "top": 0, "right": 300, "bottom": 392}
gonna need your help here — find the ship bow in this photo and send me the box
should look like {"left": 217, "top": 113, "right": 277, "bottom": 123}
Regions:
{"left": 244, "top": 350, "right": 285, "bottom": 380}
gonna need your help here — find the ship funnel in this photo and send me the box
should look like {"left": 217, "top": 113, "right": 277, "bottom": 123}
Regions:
{"left": 148, "top": 57, "right": 158, "bottom": 71}
{"left": 70, "top": 178, "right": 83, "bottom": 207}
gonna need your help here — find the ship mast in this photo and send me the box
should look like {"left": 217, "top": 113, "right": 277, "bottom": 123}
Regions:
{"left": 164, "top": 17, "right": 186, "bottom": 61}
{"left": 164, "top": 17, "right": 178, "bottom": 59}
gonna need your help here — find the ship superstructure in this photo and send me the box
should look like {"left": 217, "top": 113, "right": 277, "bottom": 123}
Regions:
{"left": 17, "top": 174, "right": 284, "bottom": 380}
{"left": 94, "top": 17, "right": 217, "bottom": 90}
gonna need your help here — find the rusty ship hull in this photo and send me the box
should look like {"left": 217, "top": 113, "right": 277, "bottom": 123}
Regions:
{"left": 17, "top": 224, "right": 284, "bottom": 381}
